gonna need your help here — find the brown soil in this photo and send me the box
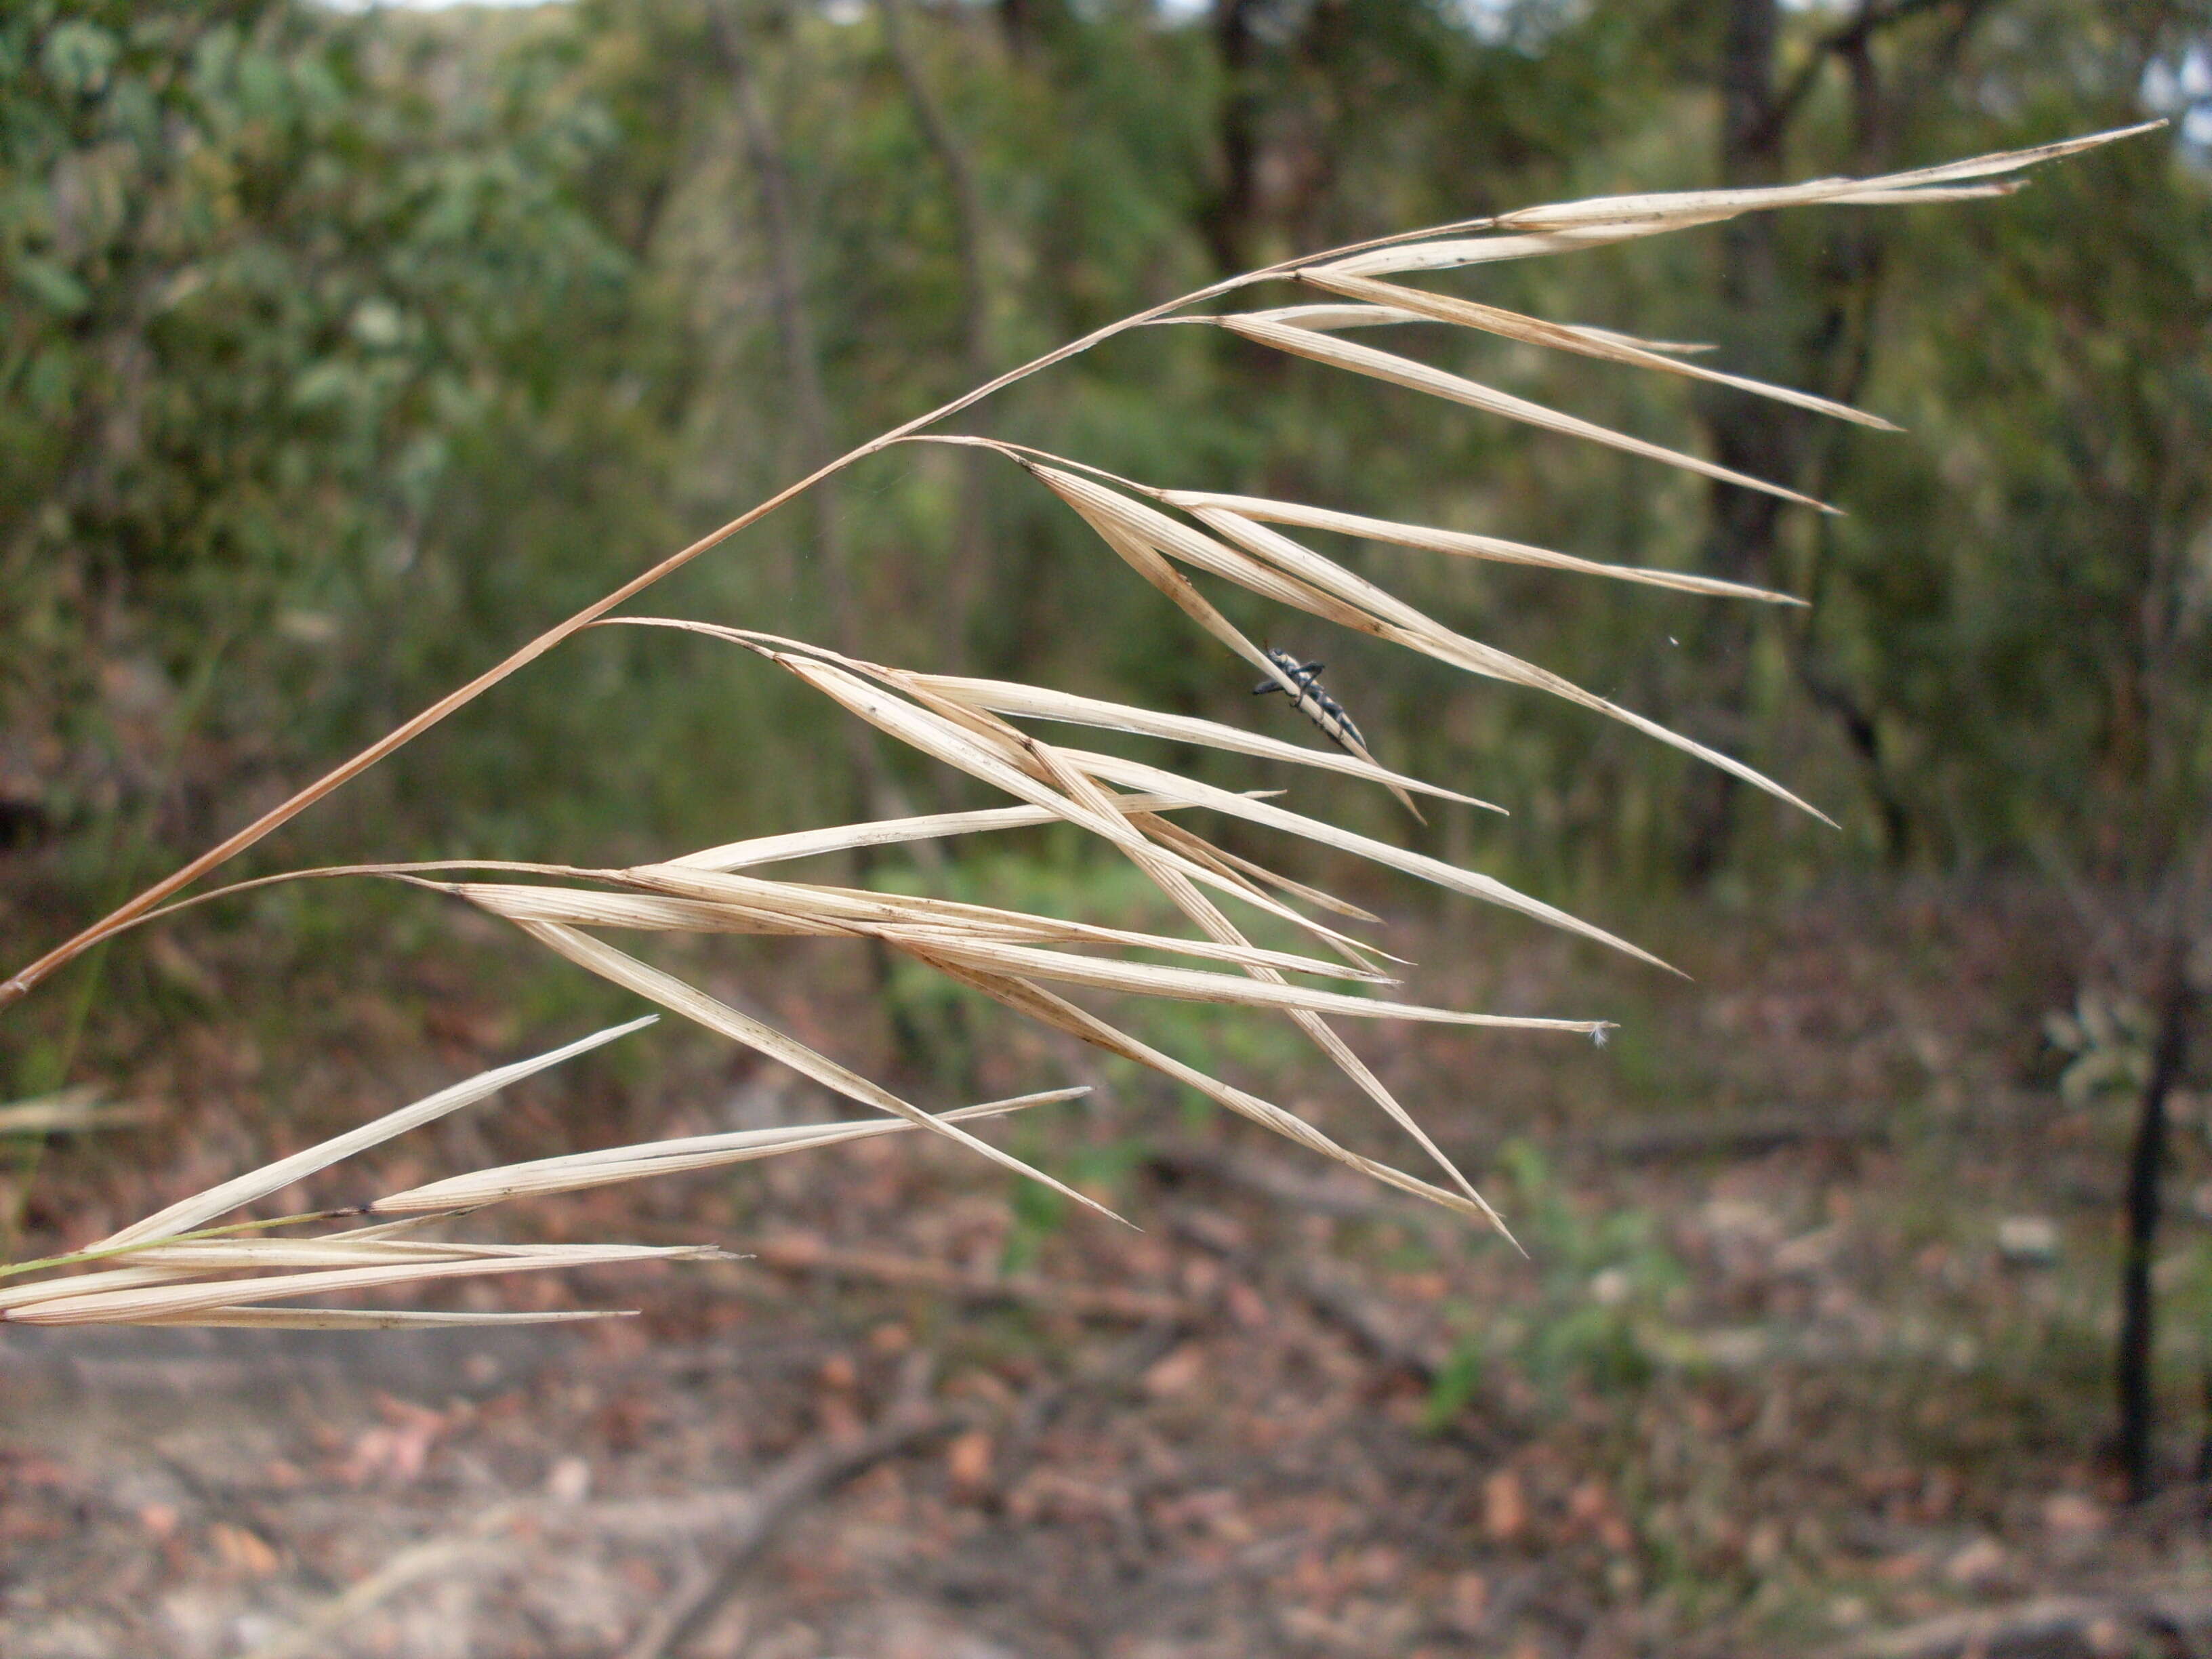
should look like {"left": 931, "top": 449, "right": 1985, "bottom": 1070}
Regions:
{"left": 5, "top": 880, "right": 2209, "bottom": 1657}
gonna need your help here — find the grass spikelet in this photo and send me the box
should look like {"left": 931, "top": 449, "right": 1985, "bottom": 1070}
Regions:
{"left": 0, "top": 127, "right": 2158, "bottom": 1309}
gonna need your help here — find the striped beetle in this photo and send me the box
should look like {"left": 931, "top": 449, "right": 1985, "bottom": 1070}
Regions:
{"left": 1253, "top": 647, "right": 1368, "bottom": 755}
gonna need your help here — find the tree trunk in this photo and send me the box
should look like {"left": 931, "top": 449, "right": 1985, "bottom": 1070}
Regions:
{"left": 712, "top": 3, "right": 883, "bottom": 806}
{"left": 2117, "top": 945, "right": 2196, "bottom": 1502}
{"left": 1680, "top": 0, "right": 1794, "bottom": 882}
{"left": 995, "top": 0, "right": 1065, "bottom": 59}
{"left": 1201, "top": 0, "right": 1265, "bottom": 276}
{"left": 1682, "top": 0, "right": 1983, "bottom": 878}
{"left": 715, "top": 8, "right": 851, "bottom": 642}
{"left": 876, "top": 0, "right": 998, "bottom": 664}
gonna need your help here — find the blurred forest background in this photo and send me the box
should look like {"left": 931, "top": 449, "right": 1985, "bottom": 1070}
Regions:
{"left": 5, "top": 0, "right": 2207, "bottom": 931}
{"left": 5, "top": 0, "right": 2212, "bottom": 1654}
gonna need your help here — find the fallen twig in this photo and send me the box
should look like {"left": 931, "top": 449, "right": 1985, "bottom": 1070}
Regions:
{"left": 234, "top": 1501, "right": 528, "bottom": 1659}
{"left": 998, "top": 1320, "right": 1186, "bottom": 1482}
{"left": 617, "top": 1353, "right": 947, "bottom": 1659}
{"left": 752, "top": 1232, "right": 1195, "bottom": 1325}
{"left": 1164, "top": 1207, "right": 1451, "bottom": 1380}
{"left": 1282, "top": 1248, "right": 1454, "bottom": 1380}
{"left": 1149, "top": 1143, "right": 1396, "bottom": 1219}
{"left": 1589, "top": 1105, "right": 1892, "bottom": 1159}
{"left": 231, "top": 1361, "right": 941, "bottom": 1659}
{"left": 1840, "top": 1592, "right": 2212, "bottom": 1659}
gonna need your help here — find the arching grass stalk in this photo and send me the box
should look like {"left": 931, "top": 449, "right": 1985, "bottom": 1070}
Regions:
{"left": 0, "top": 128, "right": 2157, "bottom": 1324}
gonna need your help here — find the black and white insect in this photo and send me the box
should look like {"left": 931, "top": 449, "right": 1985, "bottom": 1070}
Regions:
{"left": 1253, "top": 647, "right": 1368, "bottom": 756}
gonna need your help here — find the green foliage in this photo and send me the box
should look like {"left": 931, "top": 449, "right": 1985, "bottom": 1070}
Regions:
{"left": 1814, "top": 72, "right": 2212, "bottom": 876}
{"left": 872, "top": 847, "right": 1316, "bottom": 1101}
{"left": 998, "top": 1134, "right": 1145, "bottom": 1273}
{"left": 1, "top": 0, "right": 627, "bottom": 842}
{"left": 1429, "top": 1140, "right": 1685, "bottom": 1426}
{"left": 3, "top": 0, "right": 2206, "bottom": 945}
{"left": 2045, "top": 987, "right": 2160, "bottom": 1105}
